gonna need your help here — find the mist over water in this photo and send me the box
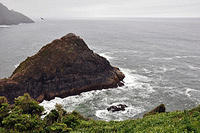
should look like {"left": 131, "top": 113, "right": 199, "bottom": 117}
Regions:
{"left": 1, "top": 18, "right": 200, "bottom": 120}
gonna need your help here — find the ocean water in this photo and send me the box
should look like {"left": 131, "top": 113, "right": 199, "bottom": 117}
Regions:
{"left": 1, "top": 18, "right": 200, "bottom": 121}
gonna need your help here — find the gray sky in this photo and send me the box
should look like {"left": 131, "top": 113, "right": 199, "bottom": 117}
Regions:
{"left": 0, "top": 0, "right": 200, "bottom": 19}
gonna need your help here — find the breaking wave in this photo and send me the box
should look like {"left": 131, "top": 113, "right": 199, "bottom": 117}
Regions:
{"left": 185, "top": 88, "right": 200, "bottom": 102}
{"left": 14, "top": 64, "right": 19, "bottom": 68}
{"left": 40, "top": 66, "right": 154, "bottom": 121}
{"left": 99, "top": 52, "right": 115, "bottom": 60}
{"left": 0, "top": 25, "right": 10, "bottom": 28}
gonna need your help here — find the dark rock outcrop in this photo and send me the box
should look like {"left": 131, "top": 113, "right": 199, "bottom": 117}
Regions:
{"left": 0, "top": 33, "right": 125, "bottom": 103}
{"left": 143, "top": 104, "right": 166, "bottom": 117}
{"left": 107, "top": 104, "right": 128, "bottom": 112}
{"left": 0, "top": 3, "right": 34, "bottom": 25}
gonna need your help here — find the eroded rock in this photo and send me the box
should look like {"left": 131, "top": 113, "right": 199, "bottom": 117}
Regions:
{"left": 143, "top": 104, "right": 166, "bottom": 117}
{"left": 0, "top": 33, "right": 125, "bottom": 103}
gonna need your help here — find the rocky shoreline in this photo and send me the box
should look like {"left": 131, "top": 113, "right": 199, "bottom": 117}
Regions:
{"left": 0, "top": 33, "right": 125, "bottom": 103}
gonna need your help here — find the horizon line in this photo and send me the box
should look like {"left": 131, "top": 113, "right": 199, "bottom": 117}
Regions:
{"left": 32, "top": 16, "right": 200, "bottom": 20}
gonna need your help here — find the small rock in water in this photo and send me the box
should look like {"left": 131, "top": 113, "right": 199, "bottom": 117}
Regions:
{"left": 107, "top": 104, "right": 128, "bottom": 112}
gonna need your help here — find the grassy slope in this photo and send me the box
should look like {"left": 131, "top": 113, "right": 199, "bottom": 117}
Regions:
{"left": 71, "top": 106, "right": 200, "bottom": 133}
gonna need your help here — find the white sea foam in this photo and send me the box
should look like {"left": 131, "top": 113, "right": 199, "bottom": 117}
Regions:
{"left": 113, "top": 50, "right": 139, "bottom": 54}
{"left": 185, "top": 88, "right": 200, "bottom": 97}
{"left": 40, "top": 90, "right": 99, "bottom": 115}
{"left": 96, "top": 106, "right": 145, "bottom": 121}
{"left": 99, "top": 52, "right": 114, "bottom": 60}
{"left": 149, "top": 55, "right": 200, "bottom": 61}
{"left": 175, "top": 56, "right": 182, "bottom": 59}
{"left": 185, "top": 88, "right": 193, "bottom": 97}
{"left": 143, "top": 68, "right": 151, "bottom": 74}
{"left": 40, "top": 67, "right": 154, "bottom": 120}
{"left": 185, "top": 88, "right": 200, "bottom": 102}
{"left": 121, "top": 68, "right": 154, "bottom": 93}
{"left": 175, "top": 55, "right": 199, "bottom": 59}
{"left": 0, "top": 25, "right": 10, "bottom": 28}
{"left": 149, "top": 57, "right": 173, "bottom": 61}
{"left": 154, "top": 66, "right": 176, "bottom": 73}
{"left": 99, "top": 50, "right": 138, "bottom": 61}
{"left": 14, "top": 64, "right": 19, "bottom": 68}
{"left": 40, "top": 97, "right": 64, "bottom": 116}
{"left": 187, "top": 65, "right": 200, "bottom": 70}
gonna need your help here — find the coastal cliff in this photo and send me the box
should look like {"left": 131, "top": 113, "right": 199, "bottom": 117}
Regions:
{"left": 0, "top": 33, "right": 125, "bottom": 103}
{"left": 0, "top": 3, "right": 34, "bottom": 25}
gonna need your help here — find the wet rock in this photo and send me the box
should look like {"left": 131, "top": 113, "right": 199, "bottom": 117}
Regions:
{"left": 107, "top": 104, "right": 128, "bottom": 112}
{"left": 117, "top": 82, "right": 124, "bottom": 87}
{"left": 0, "top": 33, "right": 125, "bottom": 103}
{"left": 143, "top": 104, "right": 166, "bottom": 117}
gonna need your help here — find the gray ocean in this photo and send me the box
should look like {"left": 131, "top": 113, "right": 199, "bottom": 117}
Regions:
{"left": 1, "top": 18, "right": 200, "bottom": 121}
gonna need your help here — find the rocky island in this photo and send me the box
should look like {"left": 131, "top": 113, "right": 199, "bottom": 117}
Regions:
{"left": 0, "top": 33, "right": 125, "bottom": 103}
{"left": 0, "top": 3, "right": 34, "bottom": 25}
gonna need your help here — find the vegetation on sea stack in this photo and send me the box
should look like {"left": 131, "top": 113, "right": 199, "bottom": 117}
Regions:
{"left": 0, "top": 94, "right": 200, "bottom": 132}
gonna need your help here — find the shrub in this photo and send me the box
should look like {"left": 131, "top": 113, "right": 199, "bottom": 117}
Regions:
{"left": 45, "top": 109, "right": 59, "bottom": 126}
{"left": 62, "top": 111, "right": 84, "bottom": 129}
{"left": 0, "top": 127, "right": 7, "bottom": 133}
{"left": 0, "top": 96, "right": 9, "bottom": 126}
{"left": 0, "top": 96, "right": 8, "bottom": 105}
{"left": 55, "top": 103, "right": 66, "bottom": 122}
{"left": 14, "top": 93, "right": 44, "bottom": 116}
{"left": 45, "top": 122, "right": 72, "bottom": 133}
{"left": 2, "top": 112, "right": 43, "bottom": 132}
{"left": 0, "top": 94, "right": 200, "bottom": 132}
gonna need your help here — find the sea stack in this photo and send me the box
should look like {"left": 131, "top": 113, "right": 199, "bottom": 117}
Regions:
{"left": 0, "top": 33, "right": 125, "bottom": 103}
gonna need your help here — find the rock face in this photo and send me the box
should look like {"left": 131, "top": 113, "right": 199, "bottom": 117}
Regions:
{"left": 0, "top": 33, "right": 125, "bottom": 103}
{"left": 143, "top": 104, "right": 166, "bottom": 117}
{"left": 0, "top": 3, "right": 34, "bottom": 25}
{"left": 107, "top": 104, "right": 128, "bottom": 112}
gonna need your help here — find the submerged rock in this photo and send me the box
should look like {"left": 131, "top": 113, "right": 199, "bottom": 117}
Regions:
{"left": 0, "top": 33, "right": 125, "bottom": 103}
{"left": 107, "top": 104, "right": 128, "bottom": 112}
{"left": 143, "top": 104, "right": 166, "bottom": 117}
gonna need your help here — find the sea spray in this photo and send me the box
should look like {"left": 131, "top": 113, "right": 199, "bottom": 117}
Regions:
{"left": 40, "top": 68, "right": 154, "bottom": 121}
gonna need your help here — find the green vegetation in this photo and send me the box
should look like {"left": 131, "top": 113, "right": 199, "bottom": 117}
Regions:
{"left": 0, "top": 94, "right": 200, "bottom": 132}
